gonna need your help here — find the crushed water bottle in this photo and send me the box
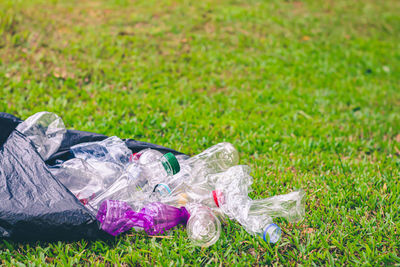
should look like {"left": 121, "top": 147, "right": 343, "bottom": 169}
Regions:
{"left": 245, "top": 190, "right": 306, "bottom": 223}
{"left": 51, "top": 158, "right": 122, "bottom": 204}
{"left": 184, "top": 142, "right": 240, "bottom": 174}
{"left": 71, "top": 136, "right": 132, "bottom": 166}
{"left": 186, "top": 203, "right": 221, "bottom": 247}
{"left": 153, "top": 143, "right": 239, "bottom": 196}
{"left": 130, "top": 148, "right": 163, "bottom": 165}
{"left": 16, "top": 111, "right": 66, "bottom": 160}
{"left": 156, "top": 182, "right": 220, "bottom": 211}
{"left": 89, "top": 152, "right": 180, "bottom": 212}
{"left": 136, "top": 151, "right": 180, "bottom": 187}
{"left": 97, "top": 200, "right": 189, "bottom": 236}
{"left": 215, "top": 187, "right": 305, "bottom": 224}
{"left": 88, "top": 161, "right": 147, "bottom": 211}
{"left": 209, "top": 165, "right": 304, "bottom": 243}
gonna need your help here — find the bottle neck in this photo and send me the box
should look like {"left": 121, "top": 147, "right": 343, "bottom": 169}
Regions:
{"left": 160, "top": 157, "right": 174, "bottom": 175}
{"left": 262, "top": 223, "right": 281, "bottom": 244}
{"left": 160, "top": 152, "right": 180, "bottom": 175}
{"left": 154, "top": 183, "right": 172, "bottom": 196}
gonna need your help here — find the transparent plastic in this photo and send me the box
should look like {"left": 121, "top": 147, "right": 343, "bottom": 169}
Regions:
{"left": 185, "top": 142, "right": 239, "bottom": 175}
{"left": 210, "top": 165, "right": 254, "bottom": 220}
{"left": 207, "top": 165, "right": 304, "bottom": 243}
{"left": 85, "top": 159, "right": 124, "bottom": 188}
{"left": 71, "top": 136, "right": 132, "bottom": 166}
{"left": 153, "top": 143, "right": 239, "bottom": 195}
{"left": 88, "top": 162, "right": 146, "bottom": 212}
{"left": 183, "top": 142, "right": 239, "bottom": 184}
{"left": 88, "top": 153, "right": 180, "bottom": 212}
{"left": 140, "top": 152, "right": 180, "bottom": 187}
{"left": 247, "top": 190, "right": 306, "bottom": 223}
{"left": 216, "top": 188, "right": 305, "bottom": 231}
{"left": 175, "top": 154, "right": 190, "bottom": 162}
{"left": 130, "top": 149, "right": 164, "bottom": 165}
{"left": 156, "top": 182, "right": 218, "bottom": 209}
{"left": 16, "top": 111, "right": 66, "bottom": 160}
{"left": 210, "top": 165, "right": 305, "bottom": 222}
{"left": 259, "top": 223, "right": 281, "bottom": 244}
{"left": 186, "top": 204, "right": 221, "bottom": 247}
{"left": 51, "top": 158, "right": 122, "bottom": 204}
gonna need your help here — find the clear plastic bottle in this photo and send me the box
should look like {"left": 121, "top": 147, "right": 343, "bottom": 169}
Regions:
{"left": 51, "top": 158, "right": 122, "bottom": 204}
{"left": 183, "top": 142, "right": 239, "bottom": 184}
{"left": 251, "top": 220, "right": 281, "bottom": 244}
{"left": 208, "top": 165, "right": 304, "bottom": 243}
{"left": 88, "top": 161, "right": 144, "bottom": 212}
{"left": 186, "top": 204, "right": 221, "bottom": 247}
{"left": 155, "top": 182, "right": 219, "bottom": 209}
{"left": 205, "top": 165, "right": 254, "bottom": 220}
{"left": 141, "top": 152, "right": 180, "bottom": 187}
{"left": 184, "top": 142, "right": 239, "bottom": 175}
{"left": 175, "top": 154, "right": 190, "bottom": 162}
{"left": 71, "top": 136, "right": 132, "bottom": 166}
{"left": 130, "top": 149, "right": 164, "bottom": 165}
{"left": 16, "top": 111, "right": 66, "bottom": 160}
{"left": 246, "top": 190, "right": 306, "bottom": 223}
{"left": 153, "top": 143, "right": 239, "bottom": 195}
{"left": 207, "top": 165, "right": 253, "bottom": 192}
{"left": 215, "top": 193, "right": 283, "bottom": 244}
{"left": 216, "top": 189, "right": 305, "bottom": 225}
{"left": 152, "top": 168, "right": 213, "bottom": 199}
{"left": 89, "top": 152, "right": 180, "bottom": 212}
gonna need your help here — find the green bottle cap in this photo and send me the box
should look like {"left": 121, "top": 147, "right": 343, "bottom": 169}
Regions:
{"left": 161, "top": 152, "right": 180, "bottom": 175}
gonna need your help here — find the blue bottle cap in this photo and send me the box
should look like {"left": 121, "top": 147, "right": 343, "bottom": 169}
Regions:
{"left": 154, "top": 183, "right": 172, "bottom": 196}
{"left": 263, "top": 223, "right": 281, "bottom": 244}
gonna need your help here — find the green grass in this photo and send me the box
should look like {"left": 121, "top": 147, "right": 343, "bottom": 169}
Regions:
{"left": 1, "top": 0, "right": 400, "bottom": 265}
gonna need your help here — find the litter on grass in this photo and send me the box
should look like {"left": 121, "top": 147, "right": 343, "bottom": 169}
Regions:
{"left": 0, "top": 111, "right": 305, "bottom": 246}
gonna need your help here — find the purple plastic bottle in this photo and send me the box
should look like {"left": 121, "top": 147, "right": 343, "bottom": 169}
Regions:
{"left": 97, "top": 200, "right": 190, "bottom": 236}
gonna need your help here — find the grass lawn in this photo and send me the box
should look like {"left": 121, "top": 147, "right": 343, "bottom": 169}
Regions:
{"left": 1, "top": 0, "right": 400, "bottom": 265}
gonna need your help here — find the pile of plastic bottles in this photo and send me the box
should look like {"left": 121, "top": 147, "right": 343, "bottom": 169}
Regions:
{"left": 17, "top": 112, "right": 306, "bottom": 247}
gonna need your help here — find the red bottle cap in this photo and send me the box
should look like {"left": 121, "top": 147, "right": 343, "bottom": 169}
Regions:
{"left": 129, "top": 153, "right": 141, "bottom": 162}
{"left": 212, "top": 190, "right": 222, "bottom": 207}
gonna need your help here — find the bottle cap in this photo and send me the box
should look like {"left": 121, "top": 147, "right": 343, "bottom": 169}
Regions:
{"left": 161, "top": 153, "right": 180, "bottom": 175}
{"left": 212, "top": 190, "right": 223, "bottom": 207}
{"left": 263, "top": 223, "right": 281, "bottom": 244}
{"left": 154, "top": 183, "right": 172, "bottom": 196}
{"left": 129, "top": 153, "right": 140, "bottom": 162}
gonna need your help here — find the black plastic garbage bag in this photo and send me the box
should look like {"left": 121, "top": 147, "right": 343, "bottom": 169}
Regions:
{"left": 0, "top": 112, "right": 183, "bottom": 241}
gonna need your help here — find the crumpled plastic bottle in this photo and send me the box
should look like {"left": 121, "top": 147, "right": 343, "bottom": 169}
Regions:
{"left": 186, "top": 203, "right": 221, "bottom": 247}
{"left": 185, "top": 142, "right": 240, "bottom": 176}
{"left": 209, "top": 165, "right": 304, "bottom": 243}
{"left": 211, "top": 165, "right": 305, "bottom": 221}
{"left": 155, "top": 182, "right": 220, "bottom": 210}
{"left": 50, "top": 158, "right": 122, "bottom": 205}
{"left": 96, "top": 200, "right": 189, "bottom": 236}
{"left": 71, "top": 136, "right": 132, "bottom": 166}
{"left": 130, "top": 148, "right": 164, "bottom": 165}
{"left": 153, "top": 142, "right": 239, "bottom": 196}
{"left": 88, "top": 152, "right": 180, "bottom": 212}
{"left": 16, "top": 111, "right": 66, "bottom": 160}
{"left": 154, "top": 165, "right": 250, "bottom": 210}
